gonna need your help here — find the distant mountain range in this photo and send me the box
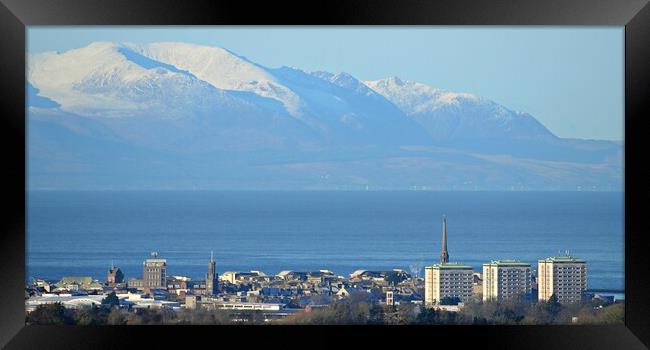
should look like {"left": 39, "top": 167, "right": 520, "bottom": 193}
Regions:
{"left": 27, "top": 42, "right": 622, "bottom": 190}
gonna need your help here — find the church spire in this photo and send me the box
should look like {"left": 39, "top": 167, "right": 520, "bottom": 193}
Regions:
{"left": 440, "top": 215, "right": 449, "bottom": 264}
{"left": 207, "top": 251, "right": 218, "bottom": 296}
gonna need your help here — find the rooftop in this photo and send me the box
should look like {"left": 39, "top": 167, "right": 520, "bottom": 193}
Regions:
{"left": 57, "top": 277, "right": 94, "bottom": 284}
{"left": 426, "top": 262, "right": 473, "bottom": 270}
{"left": 144, "top": 259, "right": 167, "bottom": 264}
{"left": 539, "top": 256, "right": 586, "bottom": 263}
{"left": 484, "top": 260, "right": 531, "bottom": 267}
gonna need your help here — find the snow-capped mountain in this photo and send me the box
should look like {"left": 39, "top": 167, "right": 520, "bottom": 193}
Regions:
{"left": 364, "top": 77, "right": 620, "bottom": 163}
{"left": 27, "top": 41, "right": 622, "bottom": 190}
{"left": 29, "top": 42, "right": 250, "bottom": 120}
{"left": 28, "top": 42, "right": 431, "bottom": 148}
{"left": 124, "top": 42, "right": 304, "bottom": 116}
{"left": 364, "top": 77, "right": 555, "bottom": 142}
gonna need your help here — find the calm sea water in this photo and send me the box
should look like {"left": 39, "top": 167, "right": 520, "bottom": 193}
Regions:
{"left": 27, "top": 191, "right": 624, "bottom": 290}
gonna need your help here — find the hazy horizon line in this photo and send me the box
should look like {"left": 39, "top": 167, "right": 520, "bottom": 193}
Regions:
{"left": 25, "top": 188, "right": 624, "bottom": 193}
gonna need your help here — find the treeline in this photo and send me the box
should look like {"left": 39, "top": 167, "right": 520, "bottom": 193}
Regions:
{"left": 457, "top": 294, "right": 624, "bottom": 325}
{"left": 26, "top": 303, "right": 238, "bottom": 325}
{"left": 279, "top": 293, "right": 623, "bottom": 325}
{"left": 25, "top": 292, "right": 237, "bottom": 325}
{"left": 26, "top": 292, "right": 623, "bottom": 326}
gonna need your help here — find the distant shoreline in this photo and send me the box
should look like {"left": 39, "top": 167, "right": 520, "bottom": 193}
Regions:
{"left": 26, "top": 191, "right": 624, "bottom": 293}
{"left": 26, "top": 189, "right": 625, "bottom": 193}
{"left": 586, "top": 289, "right": 625, "bottom": 293}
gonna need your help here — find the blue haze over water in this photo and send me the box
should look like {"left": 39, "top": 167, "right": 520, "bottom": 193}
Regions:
{"left": 27, "top": 191, "right": 624, "bottom": 291}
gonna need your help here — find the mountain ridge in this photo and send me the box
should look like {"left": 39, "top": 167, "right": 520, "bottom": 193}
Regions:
{"left": 27, "top": 41, "right": 622, "bottom": 191}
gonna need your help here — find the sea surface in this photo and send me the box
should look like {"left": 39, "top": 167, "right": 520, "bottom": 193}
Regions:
{"left": 27, "top": 191, "right": 624, "bottom": 291}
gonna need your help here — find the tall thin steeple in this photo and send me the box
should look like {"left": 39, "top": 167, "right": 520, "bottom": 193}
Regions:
{"left": 440, "top": 215, "right": 449, "bottom": 264}
{"left": 206, "top": 251, "right": 218, "bottom": 295}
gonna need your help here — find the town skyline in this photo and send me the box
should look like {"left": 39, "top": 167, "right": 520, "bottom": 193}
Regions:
{"left": 24, "top": 28, "right": 625, "bottom": 326}
{"left": 26, "top": 215, "right": 620, "bottom": 326}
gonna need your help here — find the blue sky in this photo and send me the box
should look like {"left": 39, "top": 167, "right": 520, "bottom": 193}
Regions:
{"left": 28, "top": 26, "right": 624, "bottom": 141}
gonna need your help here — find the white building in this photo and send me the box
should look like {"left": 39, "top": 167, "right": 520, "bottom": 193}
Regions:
{"left": 386, "top": 291, "right": 394, "bottom": 306}
{"left": 219, "top": 271, "right": 238, "bottom": 284}
{"left": 117, "top": 292, "right": 180, "bottom": 309}
{"left": 26, "top": 294, "right": 106, "bottom": 312}
{"left": 482, "top": 260, "right": 532, "bottom": 302}
{"left": 215, "top": 302, "right": 284, "bottom": 311}
{"left": 336, "top": 285, "right": 365, "bottom": 298}
{"left": 424, "top": 263, "right": 474, "bottom": 305}
{"left": 538, "top": 255, "right": 587, "bottom": 304}
{"left": 430, "top": 303, "right": 464, "bottom": 312}
{"left": 276, "top": 271, "right": 293, "bottom": 280}
{"left": 219, "top": 271, "right": 265, "bottom": 284}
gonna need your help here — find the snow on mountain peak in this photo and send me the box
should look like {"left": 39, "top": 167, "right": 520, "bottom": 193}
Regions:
{"left": 386, "top": 76, "right": 404, "bottom": 86}
{"left": 28, "top": 42, "right": 242, "bottom": 118}
{"left": 363, "top": 77, "right": 477, "bottom": 114}
{"left": 127, "top": 42, "right": 275, "bottom": 87}
{"left": 27, "top": 41, "right": 308, "bottom": 117}
{"left": 29, "top": 42, "right": 151, "bottom": 113}
{"left": 27, "top": 41, "right": 555, "bottom": 143}
{"left": 364, "top": 77, "right": 554, "bottom": 140}
{"left": 125, "top": 42, "right": 303, "bottom": 115}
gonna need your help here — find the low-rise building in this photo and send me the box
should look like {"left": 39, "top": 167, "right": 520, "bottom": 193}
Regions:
{"left": 214, "top": 302, "right": 285, "bottom": 311}
{"left": 336, "top": 285, "right": 365, "bottom": 297}
{"left": 26, "top": 294, "right": 105, "bottom": 312}
{"left": 166, "top": 276, "right": 191, "bottom": 295}
{"left": 55, "top": 277, "right": 103, "bottom": 292}
{"left": 127, "top": 278, "right": 144, "bottom": 290}
{"left": 32, "top": 278, "right": 52, "bottom": 293}
{"left": 118, "top": 292, "right": 180, "bottom": 310}
{"left": 307, "top": 271, "right": 334, "bottom": 284}
{"left": 107, "top": 264, "right": 124, "bottom": 285}
{"left": 219, "top": 271, "right": 238, "bottom": 284}
{"left": 386, "top": 291, "right": 394, "bottom": 306}
{"left": 185, "top": 295, "right": 201, "bottom": 309}
{"left": 430, "top": 303, "right": 464, "bottom": 313}
{"left": 220, "top": 271, "right": 266, "bottom": 284}
{"left": 188, "top": 280, "right": 207, "bottom": 295}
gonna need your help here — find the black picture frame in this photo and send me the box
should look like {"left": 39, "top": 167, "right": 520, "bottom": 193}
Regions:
{"left": 1, "top": 0, "right": 649, "bottom": 348}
